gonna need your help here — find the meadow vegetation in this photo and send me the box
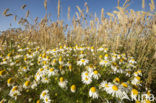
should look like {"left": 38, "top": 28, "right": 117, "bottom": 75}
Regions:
{"left": 0, "top": 0, "right": 156, "bottom": 102}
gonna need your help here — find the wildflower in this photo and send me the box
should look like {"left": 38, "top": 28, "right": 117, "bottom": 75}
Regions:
{"left": 106, "top": 84, "right": 128, "bottom": 99}
{"left": 7, "top": 78, "right": 14, "bottom": 87}
{"left": 89, "top": 87, "right": 99, "bottom": 99}
{"left": 91, "top": 70, "right": 101, "bottom": 80}
{"left": 0, "top": 70, "right": 6, "bottom": 77}
{"left": 9, "top": 86, "right": 21, "bottom": 100}
{"left": 44, "top": 96, "right": 51, "bottom": 103}
{"left": 99, "top": 81, "right": 110, "bottom": 91}
{"left": 113, "top": 77, "right": 120, "bottom": 84}
{"left": 58, "top": 77, "right": 68, "bottom": 89}
{"left": 71, "top": 85, "right": 76, "bottom": 93}
{"left": 82, "top": 76, "right": 92, "bottom": 85}
{"left": 99, "top": 59, "right": 109, "bottom": 66}
{"left": 131, "top": 89, "right": 139, "bottom": 100}
{"left": 77, "top": 59, "right": 89, "bottom": 66}
{"left": 131, "top": 76, "right": 141, "bottom": 86}
{"left": 40, "top": 90, "right": 49, "bottom": 99}
{"left": 23, "top": 80, "right": 31, "bottom": 89}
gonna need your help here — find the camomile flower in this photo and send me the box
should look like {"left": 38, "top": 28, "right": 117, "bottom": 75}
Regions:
{"left": 82, "top": 76, "right": 92, "bottom": 85}
{"left": 97, "top": 47, "right": 104, "bottom": 52}
{"left": 44, "top": 96, "right": 51, "bottom": 103}
{"left": 59, "top": 57, "right": 64, "bottom": 65}
{"left": 131, "top": 89, "right": 139, "bottom": 100}
{"left": 77, "top": 59, "right": 89, "bottom": 66}
{"left": 131, "top": 76, "right": 141, "bottom": 86}
{"left": 87, "top": 65, "right": 96, "bottom": 73}
{"left": 0, "top": 99, "right": 6, "bottom": 103}
{"left": 104, "top": 48, "right": 108, "bottom": 52}
{"left": 106, "top": 84, "right": 128, "bottom": 99}
{"left": 104, "top": 54, "right": 109, "bottom": 60}
{"left": 9, "top": 86, "right": 21, "bottom": 100}
{"left": 22, "top": 66, "right": 30, "bottom": 72}
{"left": 113, "top": 77, "right": 120, "bottom": 84}
{"left": 129, "top": 58, "right": 137, "bottom": 64}
{"left": 70, "top": 85, "right": 76, "bottom": 93}
{"left": 137, "top": 70, "right": 142, "bottom": 76}
{"left": 91, "top": 70, "right": 101, "bottom": 80}
{"left": 31, "top": 81, "right": 38, "bottom": 89}
{"left": 48, "top": 67, "right": 56, "bottom": 77}
{"left": 89, "top": 87, "right": 99, "bottom": 99}
{"left": 58, "top": 77, "right": 68, "bottom": 89}
{"left": 112, "top": 55, "right": 117, "bottom": 61}
{"left": 99, "top": 59, "right": 110, "bottom": 66}
{"left": 23, "top": 80, "right": 31, "bottom": 89}
{"left": 41, "top": 77, "right": 50, "bottom": 83}
{"left": 81, "top": 71, "right": 91, "bottom": 78}
{"left": 99, "top": 81, "right": 110, "bottom": 91}
{"left": 7, "top": 78, "right": 14, "bottom": 87}
{"left": 120, "top": 82, "right": 130, "bottom": 93}
{"left": 0, "top": 70, "right": 7, "bottom": 77}
{"left": 40, "top": 90, "right": 49, "bottom": 99}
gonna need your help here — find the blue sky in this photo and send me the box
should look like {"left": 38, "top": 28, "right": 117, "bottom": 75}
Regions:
{"left": 0, "top": 0, "right": 154, "bottom": 31}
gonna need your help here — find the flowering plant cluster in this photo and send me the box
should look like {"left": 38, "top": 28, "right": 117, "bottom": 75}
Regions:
{"left": 0, "top": 41, "right": 154, "bottom": 103}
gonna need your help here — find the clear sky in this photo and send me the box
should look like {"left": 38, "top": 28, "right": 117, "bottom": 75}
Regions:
{"left": 0, "top": 0, "right": 154, "bottom": 31}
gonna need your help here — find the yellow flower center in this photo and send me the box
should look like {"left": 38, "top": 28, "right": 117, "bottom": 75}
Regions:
{"left": 42, "top": 92, "right": 47, "bottom": 97}
{"left": 105, "top": 54, "right": 108, "bottom": 57}
{"left": 85, "top": 73, "right": 88, "bottom": 76}
{"left": 114, "top": 77, "right": 120, "bottom": 83}
{"left": 0, "top": 70, "right": 6, "bottom": 76}
{"left": 132, "top": 89, "right": 138, "bottom": 95}
{"left": 104, "top": 60, "right": 108, "bottom": 63}
{"left": 112, "top": 85, "right": 118, "bottom": 91}
{"left": 81, "top": 59, "right": 85, "bottom": 63}
{"left": 36, "top": 100, "right": 40, "bottom": 103}
{"left": 85, "top": 77, "right": 88, "bottom": 81}
{"left": 136, "top": 76, "right": 140, "bottom": 80}
{"left": 60, "top": 77, "right": 64, "bottom": 82}
{"left": 23, "top": 67, "right": 27, "bottom": 70}
{"left": 7, "top": 78, "right": 13, "bottom": 84}
{"left": 25, "top": 81, "right": 30, "bottom": 86}
{"left": 121, "top": 83, "right": 128, "bottom": 88}
{"left": 105, "top": 84, "right": 109, "bottom": 88}
{"left": 12, "top": 86, "right": 18, "bottom": 92}
{"left": 71, "top": 85, "right": 76, "bottom": 90}
{"left": 50, "top": 68, "right": 54, "bottom": 72}
{"left": 40, "top": 68, "right": 44, "bottom": 71}
{"left": 94, "top": 70, "right": 98, "bottom": 75}
{"left": 91, "top": 87, "right": 96, "bottom": 93}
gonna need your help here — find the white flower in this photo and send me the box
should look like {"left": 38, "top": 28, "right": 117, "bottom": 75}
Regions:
{"left": 23, "top": 81, "right": 31, "bottom": 89}
{"left": 77, "top": 59, "right": 89, "bottom": 66}
{"left": 99, "top": 60, "right": 110, "bottom": 66}
{"left": 87, "top": 65, "right": 96, "bottom": 73}
{"left": 44, "top": 96, "right": 51, "bottom": 103}
{"left": 40, "top": 90, "right": 49, "bottom": 99}
{"left": 48, "top": 67, "right": 57, "bottom": 77}
{"left": 99, "top": 81, "right": 110, "bottom": 91}
{"left": 41, "top": 77, "right": 50, "bottom": 83}
{"left": 91, "top": 70, "right": 101, "bottom": 80}
{"left": 58, "top": 77, "right": 68, "bottom": 89}
{"left": 106, "top": 84, "right": 128, "bottom": 100}
{"left": 70, "top": 85, "right": 76, "bottom": 93}
{"left": 82, "top": 76, "right": 92, "bottom": 85}
{"left": 9, "top": 86, "right": 21, "bottom": 100}
{"left": 31, "top": 81, "right": 38, "bottom": 89}
{"left": 81, "top": 71, "right": 91, "bottom": 78}
{"left": 129, "top": 58, "right": 137, "bottom": 64}
{"left": 89, "top": 87, "right": 99, "bottom": 99}
{"left": 131, "top": 89, "right": 139, "bottom": 100}
{"left": 131, "top": 76, "right": 141, "bottom": 86}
